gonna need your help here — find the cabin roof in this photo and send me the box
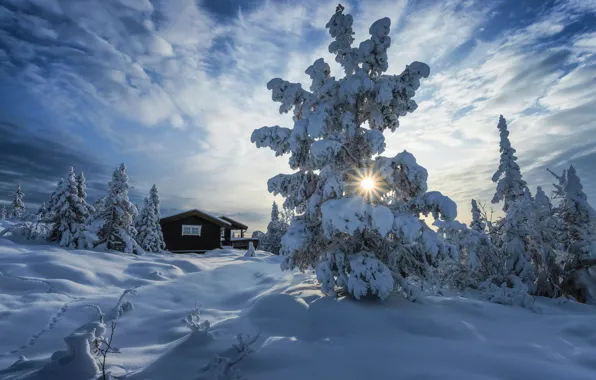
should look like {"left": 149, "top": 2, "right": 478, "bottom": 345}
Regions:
{"left": 160, "top": 209, "right": 231, "bottom": 227}
{"left": 219, "top": 216, "right": 248, "bottom": 230}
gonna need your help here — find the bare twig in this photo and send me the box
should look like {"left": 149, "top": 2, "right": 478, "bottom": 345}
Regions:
{"left": 93, "top": 321, "right": 121, "bottom": 380}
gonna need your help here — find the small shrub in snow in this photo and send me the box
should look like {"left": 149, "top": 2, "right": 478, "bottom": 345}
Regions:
{"left": 199, "top": 333, "right": 259, "bottom": 380}
{"left": 37, "top": 321, "right": 106, "bottom": 379}
{"left": 184, "top": 304, "right": 211, "bottom": 334}
{"left": 93, "top": 321, "right": 122, "bottom": 380}
{"left": 107, "top": 286, "right": 139, "bottom": 321}
{"left": 251, "top": 5, "right": 455, "bottom": 300}
{"left": 478, "top": 276, "right": 538, "bottom": 311}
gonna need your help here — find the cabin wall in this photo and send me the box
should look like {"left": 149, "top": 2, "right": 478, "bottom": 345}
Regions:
{"left": 160, "top": 215, "right": 222, "bottom": 252}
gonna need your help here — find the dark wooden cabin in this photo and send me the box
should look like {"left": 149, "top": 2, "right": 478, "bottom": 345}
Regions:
{"left": 160, "top": 209, "right": 258, "bottom": 253}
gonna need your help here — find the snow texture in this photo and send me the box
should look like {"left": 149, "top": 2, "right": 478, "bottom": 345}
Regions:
{"left": 1, "top": 238, "right": 596, "bottom": 380}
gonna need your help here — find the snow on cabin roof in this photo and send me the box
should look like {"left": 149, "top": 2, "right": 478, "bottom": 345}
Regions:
{"left": 219, "top": 216, "right": 248, "bottom": 230}
{"left": 160, "top": 209, "right": 232, "bottom": 227}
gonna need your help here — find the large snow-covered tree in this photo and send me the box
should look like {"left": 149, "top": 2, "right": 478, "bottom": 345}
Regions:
{"left": 486, "top": 115, "right": 536, "bottom": 291}
{"left": 134, "top": 185, "right": 165, "bottom": 253}
{"left": 47, "top": 167, "right": 94, "bottom": 248}
{"left": 10, "top": 184, "right": 26, "bottom": 219}
{"left": 96, "top": 163, "right": 142, "bottom": 254}
{"left": 491, "top": 115, "right": 527, "bottom": 212}
{"left": 548, "top": 165, "right": 596, "bottom": 302}
{"left": 251, "top": 5, "right": 456, "bottom": 300}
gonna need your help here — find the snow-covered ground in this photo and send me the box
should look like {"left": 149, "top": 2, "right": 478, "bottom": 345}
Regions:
{"left": 1, "top": 223, "right": 596, "bottom": 380}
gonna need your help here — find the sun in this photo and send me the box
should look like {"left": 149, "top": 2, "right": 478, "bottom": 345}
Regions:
{"left": 360, "top": 177, "right": 376, "bottom": 192}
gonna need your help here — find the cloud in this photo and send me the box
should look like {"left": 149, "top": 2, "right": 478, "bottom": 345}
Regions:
{"left": 0, "top": 0, "right": 595, "bottom": 231}
{"left": 0, "top": 121, "right": 110, "bottom": 207}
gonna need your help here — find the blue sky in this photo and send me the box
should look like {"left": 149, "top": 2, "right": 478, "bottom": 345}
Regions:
{"left": 0, "top": 0, "right": 595, "bottom": 232}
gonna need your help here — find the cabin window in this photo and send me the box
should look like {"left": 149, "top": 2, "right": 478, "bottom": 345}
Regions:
{"left": 182, "top": 225, "right": 201, "bottom": 236}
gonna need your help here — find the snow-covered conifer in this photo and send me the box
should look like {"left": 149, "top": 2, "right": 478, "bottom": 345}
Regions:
{"left": 548, "top": 165, "right": 596, "bottom": 302}
{"left": 470, "top": 199, "right": 486, "bottom": 233}
{"left": 96, "top": 164, "right": 143, "bottom": 254}
{"left": 37, "top": 202, "right": 48, "bottom": 221}
{"left": 42, "top": 178, "right": 64, "bottom": 224}
{"left": 10, "top": 184, "right": 26, "bottom": 219}
{"left": 149, "top": 184, "right": 161, "bottom": 217}
{"left": 495, "top": 193, "right": 536, "bottom": 290}
{"left": 75, "top": 172, "right": 95, "bottom": 214}
{"left": 47, "top": 167, "right": 93, "bottom": 248}
{"left": 262, "top": 201, "right": 289, "bottom": 255}
{"left": 527, "top": 186, "right": 562, "bottom": 297}
{"left": 251, "top": 6, "right": 454, "bottom": 300}
{"left": 134, "top": 192, "right": 165, "bottom": 253}
{"left": 0, "top": 205, "right": 6, "bottom": 220}
{"left": 491, "top": 115, "right": 527, "bottom": 212}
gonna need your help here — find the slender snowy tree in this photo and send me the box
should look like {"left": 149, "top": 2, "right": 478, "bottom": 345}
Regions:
{"left": 47, "top": 167, "right": 93, "bottom": 248}
{"left": 10, "top": 184, "right": 26, "bottom": 219}
{"left": 96, "top": 163, "right": 142, "bottom": 254}
{"left": 76, "top": 172, "right": 95, "bottom": 214}
{"left": 262, "top": 202, "right": 289, "bottom": 255}
{"left": 528, "top": 186, "right": 562, "bottom": 297}
{"left": 470, "top": 199, "right": 486, "bottom": 233}
{"left": 43, "top": 178, "right": 64, "bottom": 224}
{"left": 134, "top": 189, "right": 165, "bottom": 253}
{"left": 37, "top": 202, "right": 48, "bottom": 222}
{"left": 149, "top": 184, "right": 162, "bottom": 219}
{"left": 0, "top": 205, "right": 6, "bottom": 220}
{"left": 251, "top": 6, "right": 455, "bottom": 300}
{"left": 548, "top": 165, "right": 596, "bottom": 302}
{"left": 491, "top": 115, "right": 528, "bottom": 212}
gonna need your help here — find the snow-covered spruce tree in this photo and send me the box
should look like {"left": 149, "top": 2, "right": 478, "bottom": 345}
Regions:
{"left": 0, "top": 205, "right": 6, "bottom": 220}
{"left": 527, "top": 186, "right": 562, "bottom": 297}
{"left": 548, "top": 165, "right": 596, "bottom": 302}
{"left": 491, "top": 115, "right": 527, "bottom": 212}
{"left": 470, "top": 199, "right": 486, "bottom": 233}
{"left": 251, "top": 5, "right": 456, "bottom": 300}
{"left": 96, "top": 163, "right": 142, "bottom": 254}
{"left": 10, "top": 184, "right": 26, "bottom": 219}
{"left": 47, "top": 167, "right": 94, "bottom": 248}
{"left": 262, "top": 201, "right": 289, "bottom": 255}
{"left": 134, "top": 194, "right": 165, "bottom": 253}
{"left": 42, "top": 178, "right": 65, "bottom": 225}
{"left": 76, "top": 171, "right": 95, "bottom": 214}
{"left": 488, "top": 115, "right": 536, "bottom": 290}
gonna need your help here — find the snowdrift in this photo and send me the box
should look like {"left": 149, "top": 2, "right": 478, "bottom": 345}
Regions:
{"left": 1, "top": 235, "right": 596, "bottom": 379}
